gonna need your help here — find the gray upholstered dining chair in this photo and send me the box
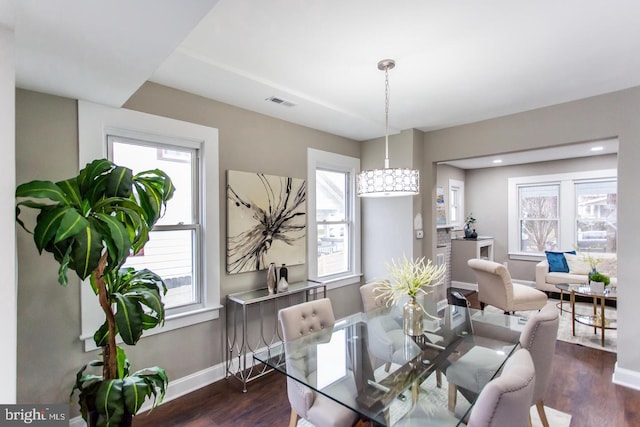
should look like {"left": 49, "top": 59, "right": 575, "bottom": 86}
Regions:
{"left": 359, "top": 282, "right": 421, "bottom": 373}
{"left": 447, "top": 301, "right": 559, "bottom": 426}
{"left": 468, "top": 258, "right": 547, "bottom": 314}
{"left": 517, "top": 301, "right": 559, "bottom": 427}
{"left": 393, "top": 348, "right": 536, "bottom": 427}
{"left": 466, "top": 348, "right": 536, "bottom": 427}
{"left": 278, "top": 298, "right": 358, "bottom": 427}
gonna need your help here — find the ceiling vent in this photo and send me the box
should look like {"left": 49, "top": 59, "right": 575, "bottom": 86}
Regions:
{"left": 265, "top": 96, "right": 296, "bottom": 107}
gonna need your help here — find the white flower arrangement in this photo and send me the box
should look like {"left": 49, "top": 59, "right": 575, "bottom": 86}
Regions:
{"left": 376, "top": 255, "right": 446, "bottom": 307}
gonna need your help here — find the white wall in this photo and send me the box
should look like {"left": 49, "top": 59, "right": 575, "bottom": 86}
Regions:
{"left": 0, "top": 3, "right": 17, "bottom": 403}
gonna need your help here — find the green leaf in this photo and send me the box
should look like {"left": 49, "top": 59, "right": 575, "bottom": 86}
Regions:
{"left": 96, "top": 379, "right": 125, "bottom": 427}
{"left": 78, "top": 159, "right": 113, "bottom": 195}
{"left": 115, "top": 346, "right": 130, "bottom": 379}
{"left": 33, "top": 207, "right": 67, "bottom": 253}
{"left": 122, "top": 376, "right": 148, "bottom": 415}
{"left": 55, "top": 208, "right": 90, "bottom": 243}
{"left": 55, "top": 177, "right": 83, "bottom": 208}
{"left": 133, "top": 181, "right": 162, "bottom": 226}
{"left": 113, "top": 293, "right": 143, "bottom": 345}
{"left": 93, "top": 321, "right": 109, "bottom": 347}
{"left": 16, "top": 180, "right": 71, "bottom": 205}
{"left": 71, "top": 225, "right": 103, "bottom": 280}
{"left": 57, "top": 245, "right": 73, "bottom": 286}
{"left": 92, "top": 213, "right": 131, "bottom": 271}
{"left": 106, "top": 166, "right": 133, "bottom": 198}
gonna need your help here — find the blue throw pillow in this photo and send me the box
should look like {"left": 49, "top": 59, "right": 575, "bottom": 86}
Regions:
{"left": 545, "top": 251, "right": 576, "bottom": 273}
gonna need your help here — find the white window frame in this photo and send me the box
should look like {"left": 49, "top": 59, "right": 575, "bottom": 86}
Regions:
{"left": 78, "top": 100, "right": 220, "bottom": 351}
{"left": 449, "top": 179, "right": 464, "bottom": 227}
{"left": 107, "top": 135, "right": 202, "bottom": 316}
{"left": 307, "top": 148, "right": 361, "bottom": 288}
{"left": 508, "top": 169, "right": 616, "bottom": 261}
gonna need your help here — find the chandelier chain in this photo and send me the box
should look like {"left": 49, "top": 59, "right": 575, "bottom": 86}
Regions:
{"left": 384, "top": 65, "right": 390, "bottom": 165}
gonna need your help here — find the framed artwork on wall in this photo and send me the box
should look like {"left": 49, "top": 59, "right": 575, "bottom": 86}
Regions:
{"left": 436, "top": 186, "right": 447, "bottom": 225}
{"left": 226, "top": 170, "right": 307, "bottom": 274}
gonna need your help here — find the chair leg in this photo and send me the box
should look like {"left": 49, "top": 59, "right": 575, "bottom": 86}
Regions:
{"left": 288, "top": 408, "right": 298, "bottom": 427}
{"left": 448, "top": 383, "right": 457, "bottom": 412}
{"left": 480, "top": 302, "right": 486, "bottom": 311}
{"left": 436, "top": 369, "right": 442, "bottom": 388}
{"left": 527, "top": 413, "right": 533, "bottom": 427}
{"left": 536, "top": 400, "right": 550, "bottom": 427}
{"left": 384, "top": 361, "right": 392, "bottom": 373}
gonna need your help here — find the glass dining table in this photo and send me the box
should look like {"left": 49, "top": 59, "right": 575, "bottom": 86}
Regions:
{"left": 253, "top": 304, "right": 523, "bottom": 426}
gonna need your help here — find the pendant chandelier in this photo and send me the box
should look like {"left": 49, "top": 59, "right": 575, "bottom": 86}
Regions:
{"left": 357, "top": 59, "right": 420, "bottom": 197}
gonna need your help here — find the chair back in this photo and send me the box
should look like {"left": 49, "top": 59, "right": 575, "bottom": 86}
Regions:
{"left": 519, "top": 302, "right": 559, "bottom": 403}
{"left": 468, "top": 258, "right": 514, "bottom": 311}
{"left": 278, "top": 298, "right": 336, "bottom": 342}
{"left": 359, "top": 281, "right": 389, "bottom": 313}
{"left": 467, "top": 348, "right": 536, "bottom": 427}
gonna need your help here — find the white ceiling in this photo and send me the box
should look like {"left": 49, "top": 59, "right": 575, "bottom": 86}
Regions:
{"left": 13, "top": 0, "right": 640, "bottom": 146}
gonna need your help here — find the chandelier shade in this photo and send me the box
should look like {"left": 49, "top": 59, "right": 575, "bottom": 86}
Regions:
{"left": 357, "top": 59, "right": 420, "bottom": 197}
{"left": 357, "top": 167, "right": 419, "bottom": 197}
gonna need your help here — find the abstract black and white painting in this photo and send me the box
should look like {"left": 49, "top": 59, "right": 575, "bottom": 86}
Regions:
{"left": 227, "top": 170, "right": 306, "bottom": 274}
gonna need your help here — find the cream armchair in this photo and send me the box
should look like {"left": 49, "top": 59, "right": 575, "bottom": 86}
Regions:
{"left": 468, "top": 259, "right": 547, "bottom": 314}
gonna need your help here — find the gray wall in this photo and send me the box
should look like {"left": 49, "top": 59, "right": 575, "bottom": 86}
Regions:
{"left": 15, "top": 84, "right": 364, "bottom": 412}
{"left": 423, "top": 86, "right": 640, "bottom": 385}
{"left": 465, "top": 154, "right": 617, "bottom": 281}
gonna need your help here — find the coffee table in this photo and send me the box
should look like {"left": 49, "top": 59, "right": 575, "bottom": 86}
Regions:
{"left": 556, "top": 283, "right": 617, "bottom": 347}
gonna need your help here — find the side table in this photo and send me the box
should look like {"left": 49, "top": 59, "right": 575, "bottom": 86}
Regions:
{"left": 225, "top": 280, "right": 327, "bottom": 391}
{"left": 556, "top": 283, "right": 617, "bottom": 347}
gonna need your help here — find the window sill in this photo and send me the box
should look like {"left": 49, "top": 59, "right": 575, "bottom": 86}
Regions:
{"left": 508, "top": 252, "right": 546, "bottom": 262}
{"left": 80, "top": 304, "right": 222, "bottom": 352}
{"left": 318, "top": 274, "right": 363, "bottom": 290}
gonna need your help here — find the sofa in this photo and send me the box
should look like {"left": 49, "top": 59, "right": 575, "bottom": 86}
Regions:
{"left": 535, "top": 251, "right": 617, "bottom": 293}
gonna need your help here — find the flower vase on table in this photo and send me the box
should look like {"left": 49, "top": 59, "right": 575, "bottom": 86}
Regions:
{"left": 403, "top": 297, "right": 424, "bottom": 336}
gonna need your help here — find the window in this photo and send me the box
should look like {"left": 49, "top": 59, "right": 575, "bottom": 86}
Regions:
{"left": 78, "top": 100, "right": 220, "bottom": 350}
{"left": 109, "top": 136, "right": 201, "bottom": 315}
{"left": 575, "top": 180, "right": 617, "bottom": 253}
{"left": 518, "top": 184, "right": 559, "bottom": 252}
{"left": 508, "top": 170, "right": 617, "bottom": 258}
{"left": 308, "top": 149, "right": 361, "bottom": 287}
{"left": 449, "top": 179, "right": 464, "bottom": 226}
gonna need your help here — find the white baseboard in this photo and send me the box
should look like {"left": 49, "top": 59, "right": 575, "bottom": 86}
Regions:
{"left": 450, "top": 281, "right": 478, "bottom": 292}
{"left": 613, "top": 362, "right": 640, "bottom": 391}
{"left": 69, "top": 359, "right": 231, "bottom": 427}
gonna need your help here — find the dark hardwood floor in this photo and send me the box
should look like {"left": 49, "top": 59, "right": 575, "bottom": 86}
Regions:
{"left": 133, "top": 293, "right": 640, "bottom": 427}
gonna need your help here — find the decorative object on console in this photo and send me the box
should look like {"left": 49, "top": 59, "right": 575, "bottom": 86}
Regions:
{"left": 464, "top": 213, "right": 477, "bottom": 239}
{"left": 357, "top": 59, "right": 419, "bottom": 197}
{"left": 376, "top": 255, "right": 446, "bottom": 336}
{"left": 277, "top": 276, "right": 289, "bottom": 293}
{"left": 267, "top": 262, "right": 277, "bottom": 294}
{"left": 279, "top": 263, "right": 288, "bottom": 282}
{"left": 588, "top": 271, "right": 610, "bottom": 293}
{"left": 227, "top": 170, "right": 306, "bottom": 274}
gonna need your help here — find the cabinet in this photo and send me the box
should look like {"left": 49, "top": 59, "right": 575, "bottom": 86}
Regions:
{"left": 225, "top": 281, "right": 326, "bottom": 391}
{"left": 451, "top": 237, "right": 494, "bottom": 285}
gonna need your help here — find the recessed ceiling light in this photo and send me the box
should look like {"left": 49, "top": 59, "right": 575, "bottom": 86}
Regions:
{"left": 492, "top": 159, "right": 503, "bottom": 164}
{"left": 590, "top": 146, "right": 604, "bottom": 152}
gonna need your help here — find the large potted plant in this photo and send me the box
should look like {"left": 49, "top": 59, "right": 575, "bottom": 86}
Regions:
{"left": 15, "top": 159, "right": 174, "bottom": 426}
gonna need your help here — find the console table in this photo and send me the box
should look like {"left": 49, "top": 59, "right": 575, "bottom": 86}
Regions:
{"left": 225, "top": 280, "right": 327, "bottom": 391}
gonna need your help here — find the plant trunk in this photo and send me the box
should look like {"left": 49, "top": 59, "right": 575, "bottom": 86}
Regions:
{"left": 95, "top": 253, "right": 118, "bottom": 380}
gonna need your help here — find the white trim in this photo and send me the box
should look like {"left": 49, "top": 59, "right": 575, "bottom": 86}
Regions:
{"left": 448, "top": 178, "right": 464, "bottom": 227}
{"left": 307, "top": 148, "right": 361, "bottom": 283}
{"left": 613, "top": 362, "right": 640, "bottom": 391}
{"left": 77, "top": 100, "right": 221, "bottom": 350}
{"left": 451, "top": 280, "right": 478, "bottom": 292}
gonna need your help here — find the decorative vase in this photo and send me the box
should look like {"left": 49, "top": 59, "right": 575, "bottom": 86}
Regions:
{"left": 279, "top": 263, "right": 288, "bottom": 282}
{"left": 277, "top": 276, "right": 289, "bottom": 293}
{"left": 469, "top": 229, "right": 478, "bottom": 239}
{"left": 403, "top": 297, "right": 424, "bottom": 336}
{"left": 267, "top": 262, "right": 277, "bottom": 294}
{"left": 464, "top": 223, "right": 472, "bottom": 238}
{"left": 590, "top": 281, "right": 605, "bottom": 294}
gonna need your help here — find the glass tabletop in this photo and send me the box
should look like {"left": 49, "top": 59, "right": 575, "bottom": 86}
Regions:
{"left": 253, "top": 304, "right": 522, "bottom": 426}
{"left": 556, "top": 282, "right": 617, "bottom": 298}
